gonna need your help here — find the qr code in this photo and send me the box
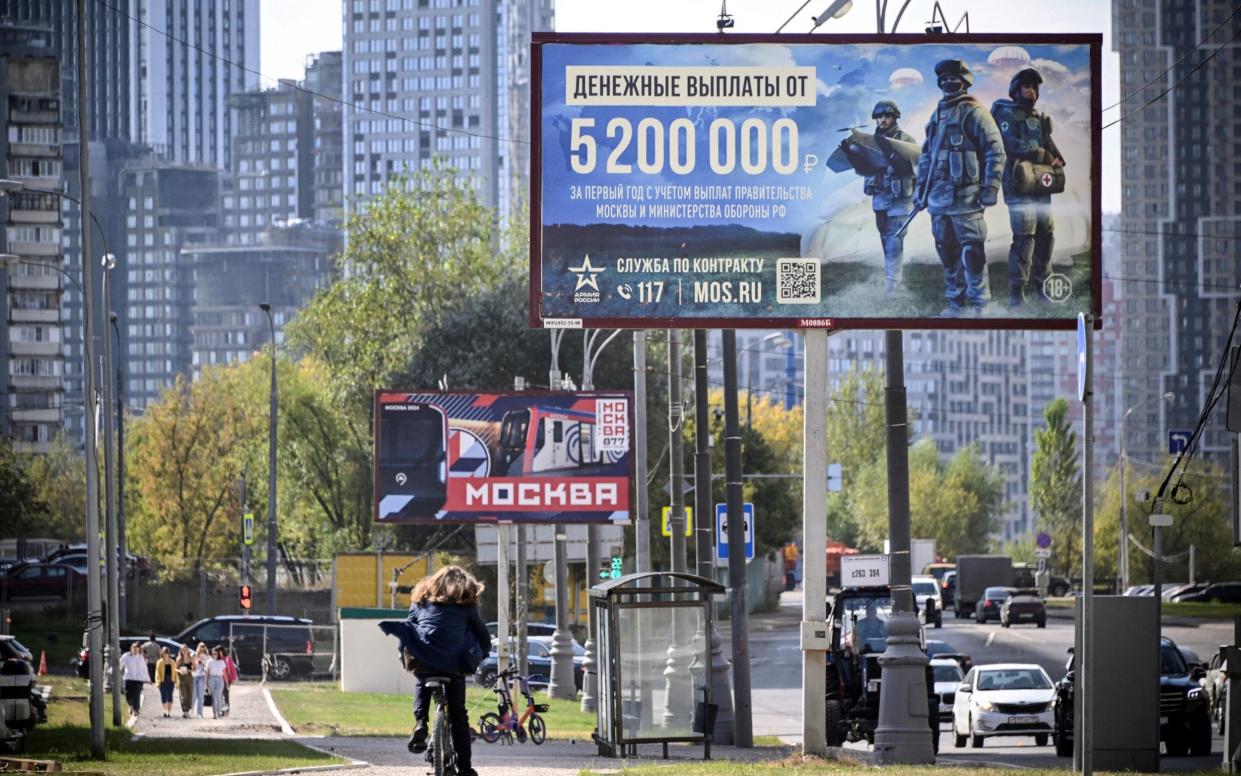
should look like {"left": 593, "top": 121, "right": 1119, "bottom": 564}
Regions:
{"left": 776, "top": 258, "right": 821, "bottom": 304}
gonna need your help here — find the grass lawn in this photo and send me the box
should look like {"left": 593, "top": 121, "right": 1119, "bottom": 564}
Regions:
{"left": 1045, "top": 598, "right": 1241, "bottom": 620}
{"left": 270, "top": 681, "right": 597, "bottom": 739}
{"left": 22, "top": 676, "right": 343, "bottom": 775}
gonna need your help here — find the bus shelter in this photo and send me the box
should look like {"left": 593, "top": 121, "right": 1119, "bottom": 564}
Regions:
{"left": 591, "top": 572, "right": 725, "bottom": 759}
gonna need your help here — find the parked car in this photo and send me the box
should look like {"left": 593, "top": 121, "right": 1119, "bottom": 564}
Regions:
{"left": 1161, "top": 582, "right": 1201, "bottom": 600}
{"left": 2, "top": 562, "right": 82, "bottom": 600}
{"left": 974, "top": 586, "right": 1015, "bottom": 624}
{"left": 1174, "top": 582, "right": 1241, "bottom": 604}
{"left": 931, "top": 657, "right": 965, "bottom": 722}
{"left": 76, "top": 635, "right": 183, "bottom": 679}
{"left": 486, "top": 621, "right": 559, "bottom": 638}
{"left": 1124, "top": 584, "right": 1155, "bottom": 596}
{"left": 1053, "top": 637, "right": 1211, "bottom": 757}
{"left": 941, "top": 570, "right": 957, "bottom": 610}
{"left": 925, "top": 639, "right": 973, "bottom": 673}
{"left": 912, "top": 575, "right": 944, "bottom": 629}
{"left": 1000, "top": 589, "right": 1047, "bottom": 628}
{"left": 1205, "top": 650, "right": 1228, "bottom": 734}
{"left": 0, "top": 635, "right": 39, "bottom": 752}
{"left": 953, "top": 662, "right": 1055, "bottom": 748}
{"left": 474, "top": 635, "right": 584, "bottom": 690}
{"left": 175, "top": 615, "right": 317, "bottom": 679}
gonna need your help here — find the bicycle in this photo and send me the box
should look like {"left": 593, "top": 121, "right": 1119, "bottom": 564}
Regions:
{"left": 477, "top": 666, "right": 547, "bottom": 745}
{"left": 422, "top": 674, "right": 459, "bottom": 776}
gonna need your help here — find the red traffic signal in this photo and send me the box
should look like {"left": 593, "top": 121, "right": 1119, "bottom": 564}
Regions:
{"left": 239, "top": 584, "right": 252, "bottom": 610}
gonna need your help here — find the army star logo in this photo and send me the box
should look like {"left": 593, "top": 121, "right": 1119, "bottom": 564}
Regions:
{"left": 569, "top": 254, "right": 604, "bottom": 292}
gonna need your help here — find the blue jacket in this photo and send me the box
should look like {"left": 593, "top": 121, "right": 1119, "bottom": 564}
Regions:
{"left": 379, "top": 602, "right": 491, "bottom": 675}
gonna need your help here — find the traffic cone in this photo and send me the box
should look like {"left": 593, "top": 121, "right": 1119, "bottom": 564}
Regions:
{"left": 37, "top": 650, "right": 47, "bottom": 676}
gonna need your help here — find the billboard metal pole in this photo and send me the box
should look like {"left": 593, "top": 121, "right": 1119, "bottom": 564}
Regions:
{"left": 634, "top": 331, "right": 650, "bottom": 575}
{"left": 801, "top": 329, "right": 828, "bottom": 755}
{"left": 663, "top": 328, "right": 692, "bottom": 725}
{"left": 722, "top": 330, "right": 753, "bottom": 747}
{"left": 547, "top": 331, "right": 576, "bottom": 700}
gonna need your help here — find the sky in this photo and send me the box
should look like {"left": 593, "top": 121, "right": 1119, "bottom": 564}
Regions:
{"left": 259, "top": 0, "right": 1120, "bottom": 210}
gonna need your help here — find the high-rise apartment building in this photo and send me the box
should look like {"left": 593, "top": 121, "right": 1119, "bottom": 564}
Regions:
{"left": 121, "top": 161, "right": 219, "bottom": 410}
{"left": 0, "top": 18, "right": 63, "bottom": 453}
{"left": 305, "top": 51, "right": 345, "bottom": 226}
{"left": 223, "top": 81, "right": 314, "bottom": 244}
{"left": 1113, "top": 0, "right": 1241, "bottom": 463}
{"left": 342, "top": 0, "right": 552, "bottom": 216}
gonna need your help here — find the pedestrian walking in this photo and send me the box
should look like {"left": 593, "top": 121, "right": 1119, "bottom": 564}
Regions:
{"left": 192, "top": 643, "right": 209, "bottom": 718}
{"left": 222, "top": 649, "right": 238, "bottom": 717}
{"left": 119, "top": 642, "right": 149, "bottom": 719}
{"left": 141, "top": 633, "right": 161, "bottom": 682}
{"left": 175, "top": 644, "right": 195, "bottom": 718}
{"left": 155, "top": 647, "right": 177, "bottom": 718}
{"left": 205, "top": 646, "right": 229, "bottom": 719}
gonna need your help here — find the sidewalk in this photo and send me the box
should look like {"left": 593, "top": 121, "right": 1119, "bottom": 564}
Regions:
{"left": 131, "top": 681, "right": 289, "bottom": 739}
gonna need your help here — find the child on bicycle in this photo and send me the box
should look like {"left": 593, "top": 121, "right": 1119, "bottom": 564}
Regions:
{"left": 403, "top": 565, "right": 491, "bottom": 776}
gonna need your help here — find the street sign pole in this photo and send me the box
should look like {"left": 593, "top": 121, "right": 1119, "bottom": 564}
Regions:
{"left": 722, "top": 330, "right": 753, "bottom": 748}
{"left": 1079, "top": 313, "right": 1095, "bottom": 776}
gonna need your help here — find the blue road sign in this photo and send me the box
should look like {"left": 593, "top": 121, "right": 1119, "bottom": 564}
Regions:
{"left": 1168, "top": 430, "right": 1192, "bottom": 455}
{"left": 716, "top": 502, "right": 754, "bottom": 566}
{"left": 1036, "top": 531, "right": 1052, "bottom": 549}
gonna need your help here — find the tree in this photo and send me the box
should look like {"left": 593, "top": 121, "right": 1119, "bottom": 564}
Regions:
{"left": 1030, "top": 398, "right": 1082, "bottom": 578}
{"left": 126, "top": 370, "right": 257, "bottom": 577}
{"left": 0, "top": 436, "right": 49, "bottom": 536}
{"left": 21, "top": 433, "right": 85, "bottom": 539}
{"left": 287, "top": 164, "right": 515, "bottom": 405}
{"left": 850, "top": 439, "right": 1004, "bottom": 557}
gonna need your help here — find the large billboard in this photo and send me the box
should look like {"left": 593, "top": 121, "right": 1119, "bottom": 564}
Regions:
{"left": 374, "top": 392, "right": 632, "bottom": 524}
{"left": 531, "top": 34, "right": 1102, "bottom": 330}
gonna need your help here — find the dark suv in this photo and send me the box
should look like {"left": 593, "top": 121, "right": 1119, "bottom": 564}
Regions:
{"left": 1053, "top": 637, "right": 1210, "bottom": 757}
{"left": 176, "top": 615, "right": 316, "bottom": 680}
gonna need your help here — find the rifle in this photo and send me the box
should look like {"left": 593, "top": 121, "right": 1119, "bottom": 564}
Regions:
{"left": 895, "top": 115, "right": 947, "bottom": 238}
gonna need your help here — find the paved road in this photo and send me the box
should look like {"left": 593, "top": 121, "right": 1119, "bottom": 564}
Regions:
{"left": 745, "top": 591, "right": 1229, "bottom": 770}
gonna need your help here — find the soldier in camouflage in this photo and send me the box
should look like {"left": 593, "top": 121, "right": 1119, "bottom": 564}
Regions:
{"left": 864, "top": 101, "right": 918, "bottom": 294}
{"left": 915, "top": 60, "right": 1006, "bottom": 317}
{"left": 991, "top": 68, "right": 1065, "bottom": 306}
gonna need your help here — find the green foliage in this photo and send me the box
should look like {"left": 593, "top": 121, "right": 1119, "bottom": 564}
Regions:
{"left": 1094, "top": 459, "right": 1241, "bottom": 585}
{"left": 287, "top": 163, "right": 511, "bottom": 405}
{"left": 850, "top": 439, "right": 1003, "bottom": 557}
{"left": 1030, "top": 398, "right": 1082, "bottom": 578}
{"left": 10, "top": 433, "right": 84, "bottom": 539}
{"left": 0, "top": 436, "right": 49, "bottom": 535}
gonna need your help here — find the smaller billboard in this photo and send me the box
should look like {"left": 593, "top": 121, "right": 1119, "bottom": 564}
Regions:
{"left": 374, "top": 391, "right": 633, "bottom": 525}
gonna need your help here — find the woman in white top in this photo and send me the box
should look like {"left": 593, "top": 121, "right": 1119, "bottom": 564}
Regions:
{"left": 118, "top": 641, "right": 150, "bottom": 718}
{"left": 204, "top": 646, "right": 229, "bottom": 719}
{"left": 192, "top": 643, "right": 209, "bottom": 718}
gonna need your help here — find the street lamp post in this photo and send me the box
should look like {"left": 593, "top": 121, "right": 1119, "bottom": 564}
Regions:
{"left": 109, "top": 313, "right": 128, "bottom": 629}
{"left": 1119, "top": 392, "right": 1174, "bottom": 592}
{"left": 259, "top": 303, "right": 278, "bottom": 614}
{"left": 100, "top": 253, "right": 121, "bottom": 727}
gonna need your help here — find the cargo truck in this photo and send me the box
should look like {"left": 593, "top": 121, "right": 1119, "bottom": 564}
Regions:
{"left": 954, "top": 555, "right": 1014, "bottom": 619}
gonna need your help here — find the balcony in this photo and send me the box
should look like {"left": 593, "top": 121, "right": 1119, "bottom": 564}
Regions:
{"left": 8, "top": 208, "right": 60, "bottom": 224}
{"left": 9, "top": 373, "right": 62, "bottom": 391}
{"left": 8, "top": 339, "right": 59, "bottom": 357}
{"left": 11, "top": 438, "right": 53, "bottom": 455}
{"left": 8, "top": 307, "right": 59, "bottom": 324}
{"left": 5, "top": 271, "right": 60, "bottom": 290}
{"left": 8, "top": 142, "right": 59, "bottom": 158}
{"left": 9, "top": 406, "right": 60, "bottom": 424}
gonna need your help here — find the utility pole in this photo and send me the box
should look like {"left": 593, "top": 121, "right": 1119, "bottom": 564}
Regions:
{"left": 547, "top": 331, "right": 576, "bottom": 700}
{"left": 722, "top": 330, "right": 752, "bottom": 747}
{"left": 1081, "top": 314, "right": 1095, "bottom": 776}
{"left": 801, "top": 330, "right": 828, "bottom": 755}
{"left": 694, "top": 330, "right": 733, "bottom": 743}
{"left": 110, "top": 314, "right": 127, "bottom": 628}
{"left": 259, "top": 303, "right": 278, "bottom": 613}
{"left": 76, "top": 0, "right": 105, "bottom": 755}
{"left": 874, "top": 331, "right": 933, "bottom": 763}
{"left": 634, "top": 331, "right": 650, "bottom": 575}
{"left": 514, "top": 377, "right": 529, "bottom": 678}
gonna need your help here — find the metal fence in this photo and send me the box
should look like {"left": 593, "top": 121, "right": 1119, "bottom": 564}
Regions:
{"left": 208, "top": 622, "right": 338, "bottom": 683}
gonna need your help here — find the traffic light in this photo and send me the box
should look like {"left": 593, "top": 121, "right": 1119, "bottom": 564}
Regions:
{"left": 239, "top": 584, "right": 252, "bottom": 610}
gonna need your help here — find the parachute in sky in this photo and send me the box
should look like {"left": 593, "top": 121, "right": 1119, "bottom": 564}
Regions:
{"left": 889, "top": 67, "right": 923, "bottom": 89}
{"left": 987, "top": 46, "right": 1031, "bottom": 69}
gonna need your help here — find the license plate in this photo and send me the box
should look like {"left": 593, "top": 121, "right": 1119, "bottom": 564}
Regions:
{"left": 1008, "top": 715, "right": 1039, "bottom": 725}
{"left": 867, "top": 680, "right": 881, "bottom": 693}
{"left": 1160, "top": 715, "right": 1168, "bottom": 725}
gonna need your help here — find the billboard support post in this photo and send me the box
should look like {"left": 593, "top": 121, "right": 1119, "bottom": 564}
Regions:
{"left": 801, "top": 329, "right": 828, "bottom": 755}
{"left": 548, "top": 524, "right": 576, "bottom": 700}
{"left": 722, "top": 330, "right": 753, "bottom": 747}
{"left": 634, "top": 331, "right": 651, "bottom": 575}
{"left": 514, "top": 376, "right": 529, "bottom": 678}
{"left": 663, "top": 328, "right": 693, "bottom": 726}
{"left": 695, "top": 330, "right": 735, "bottom": 743}
{"left": 497, "top": 523, "right": 511, "bottom": 679}
{"left": 874, "top": 330, "right": 933, "bottom": 763}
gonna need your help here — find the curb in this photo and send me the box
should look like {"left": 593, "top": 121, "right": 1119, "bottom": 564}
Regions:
{"left": 262, "top": 686, "right": 297, "bottom": 736}
{"left": 213, "top": 741, "right": 370, "bottom": 776}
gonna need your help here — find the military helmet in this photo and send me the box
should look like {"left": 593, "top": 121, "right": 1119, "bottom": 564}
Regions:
{"left": 871, "top": 100, "right": 901, "bottom": 119}
{"left": 1008, "top": 67, "right": 1043, "bottom": 99}
{"left": 933, "top": 59, "right": 974, "bottom": 88}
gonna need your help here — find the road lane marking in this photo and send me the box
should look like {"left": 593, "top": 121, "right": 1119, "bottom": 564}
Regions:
{"left": 985, "top": 631, "right": 997, "bottom": 647}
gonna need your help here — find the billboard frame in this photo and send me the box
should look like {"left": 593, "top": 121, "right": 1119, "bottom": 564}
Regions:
{"left": 373, "top": 389, "right": 635, "bottom": 525}
{"left": 529, "top": 32, "right": 1103, "bottom": 332}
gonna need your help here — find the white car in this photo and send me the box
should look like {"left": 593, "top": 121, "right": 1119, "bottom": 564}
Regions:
{"left": 952, "top": 663, "right": 1055, "bottom": 748}
{"left": 912, "top": 575, "right": 944, "bottom": 628}
{"left": 930, "top": 658, "right": 964, "bottom": 723}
